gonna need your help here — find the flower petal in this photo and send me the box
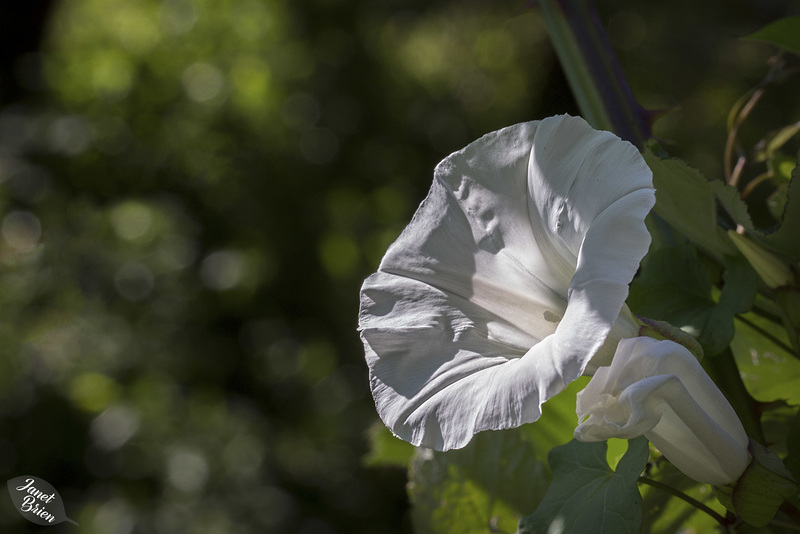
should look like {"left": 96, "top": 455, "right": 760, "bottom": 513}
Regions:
{"left": 360, "top": 115, "right": 654, "bottom": 451}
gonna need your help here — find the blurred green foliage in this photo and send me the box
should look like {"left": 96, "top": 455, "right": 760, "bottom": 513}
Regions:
{"left": 0, "top": 0, "right": 798, "bottom": 533}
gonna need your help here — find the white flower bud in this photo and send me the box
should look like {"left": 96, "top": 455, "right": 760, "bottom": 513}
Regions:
{"left": 575, "top": 337, "right": 751, "bottom": 485}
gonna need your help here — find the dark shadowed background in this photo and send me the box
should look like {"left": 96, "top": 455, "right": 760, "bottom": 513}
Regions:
{"left": 0, "top": 0, "right": 798, "bottom": 532}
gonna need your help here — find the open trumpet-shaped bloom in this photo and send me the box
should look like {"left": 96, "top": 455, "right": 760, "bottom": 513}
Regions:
{"left": 575, "top": 337, "right": 751, "bottom": 485}
{"left": 358, "top": 115, "right": 655, "bottom": 451}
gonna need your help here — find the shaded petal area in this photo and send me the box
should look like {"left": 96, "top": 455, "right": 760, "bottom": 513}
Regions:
{"left": 359, "top": 115, "right": 654, "bottom": 451}
{"left": 575, "top": 337, "right": 751, "bottom": 485}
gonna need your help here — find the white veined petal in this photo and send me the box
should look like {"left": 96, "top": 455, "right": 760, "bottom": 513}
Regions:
{"left": 360, "top": 115, "right": 655, "bottom": 451}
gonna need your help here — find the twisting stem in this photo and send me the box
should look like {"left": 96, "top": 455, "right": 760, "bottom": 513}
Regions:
{"left": 638, "top": 476, "right": 729, "bottom": 527}
{"left": 741, "top": 170, "right": 773, "bottom": 199}
{"left": 724, "top": 55, "right": 786, "bottom": 186}
{"left": 537, "top": 0, "right": 652, "bottom": 147}
{"left": 725, "top": 86, "right": 766, "bottom": 186}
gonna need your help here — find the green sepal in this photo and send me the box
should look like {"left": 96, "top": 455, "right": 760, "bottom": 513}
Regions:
{"left": 636, "top": 315, "right": 704, "bottom": 362}
{"left": 715, "top": 438, "right": 799, "bottom": 527}
{"left": 714, "top": 483, "right": 735, "bottom": 515}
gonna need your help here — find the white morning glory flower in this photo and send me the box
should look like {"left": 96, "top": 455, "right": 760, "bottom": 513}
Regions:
{"left": 359, "top": 115, "right": 655, "bottom": 451}
{"left": 575, "top": 336, "right": 751, "bottom": 485}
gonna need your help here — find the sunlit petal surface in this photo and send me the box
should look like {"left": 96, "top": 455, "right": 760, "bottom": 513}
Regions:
{"left": 359, "top": 115, "right": 655, "bottom": 450}
{"left": 576, "top": 337, "right": 750, "bottom": 485}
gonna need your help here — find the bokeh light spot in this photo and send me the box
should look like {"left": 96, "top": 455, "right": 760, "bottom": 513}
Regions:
{"left": 91, "top": 404, "right": 141, "bottom": 450}
{"left": 69, "top": 373, "right": 121, "bottom": 412}
{"left": 94, "top": 498, "right": 135, "bottom": 534}
{"left": 318, "top": 233, "right": 359, "bottom": 279}
{"left": 474, "top": 29, "right": 516, "bottom": 69}
{"left": 48, "top": 115, "right": 92, "bottom": 155}
{"left": 156, "top": 234, "right": 197, "bottom": 271}
{"left": 223, "top": 434, "right": 265, "bottom": 478}
{"left": 201, "top": 249, "right": 245, "bottom": 290}
{"left": 182, "top": 62, "right": 225, "bottom": 103}
{"left": 2, "top": 210, "right": 42, "bottom": 250}
{"left": 167, "top": 449, "right": 209, "bottom": 493}
{"left": 116, "top": 8, "right": 159, "bottom": 55}
{"left": 371, "top": 186, "right": 409, "bottom": 224}
{"left": 230, "top": 56, "right": 273, "bottom": 113}
{"left": 110, "top": 201, "right": 155, "bottom": 242}
{"left": 159, "top": 0, "right": 197, "bottom": 36}
{"left": 114, "top": 261, "right": 155, "bottom": 302}
{"left": 90, "top": 50, "right": 134, "bottom": 99}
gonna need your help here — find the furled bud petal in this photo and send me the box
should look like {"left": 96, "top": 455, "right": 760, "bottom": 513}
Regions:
{"left": 575, "top": 337, "right": 751, "bottom": 485}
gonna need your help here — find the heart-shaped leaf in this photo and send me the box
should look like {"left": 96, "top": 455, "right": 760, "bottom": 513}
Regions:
{"left": 517, "top": 437, "right": 648, "bottom": 534}
{"left": 629, "top": 245, "right": 757, "bottom": 356}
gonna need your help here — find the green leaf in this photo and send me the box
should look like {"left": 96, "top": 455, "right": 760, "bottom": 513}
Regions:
{"left": 717, "top": 257, "right": 759, "bottom": 326}
{"left": 645, "top": 143, "right": 799, "bottom": 266}
{"left": 754, "top": 122, "right": 800, "bottom": 163}
{"left": 774, "top": 156, "right": 797, "bottom": 183}
{"left": 745, "top": 17, "right": 800, "bottom": 57}
{"left": 521, "top": 376, "right": 591, "bottom": 453}
{"left": 409, "top": 427, "right": 550, "bottom": 534}
{"left": 406, "top": 376, "right": 585, "bottom": 534}
{"left": 640, "top": 460, "right": 725, "bottom": 534}
{"left": 708, "top": 178, "right": 757, "bottom": 234}
{"left": 518, "top": 437, "right": 648, "bottom": 534}
{"left": 729, "top": 231, "right": 795, "bottom": 289}
{"left": 774, "top": 287, "right": 800, "bottom": 357}
{"left": 362, "top": 420, "right": 416, "bottom": 468}
{"left": 629, "top": 245, "right": 758, "bottom": 356}
{"left": 644, "top": 146, "right": 739, "bottom": 261}
{"left": 732, "top": 311, "right": 800, "bottom": 405}
{"left": 764, "top": 171, "right": 800, "bottom": 263}
{"left": 712, "top": 156, "right": 799, "bottom": 264}
{"left": 785, "top": 410, "right": 800, "bottom": 484}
